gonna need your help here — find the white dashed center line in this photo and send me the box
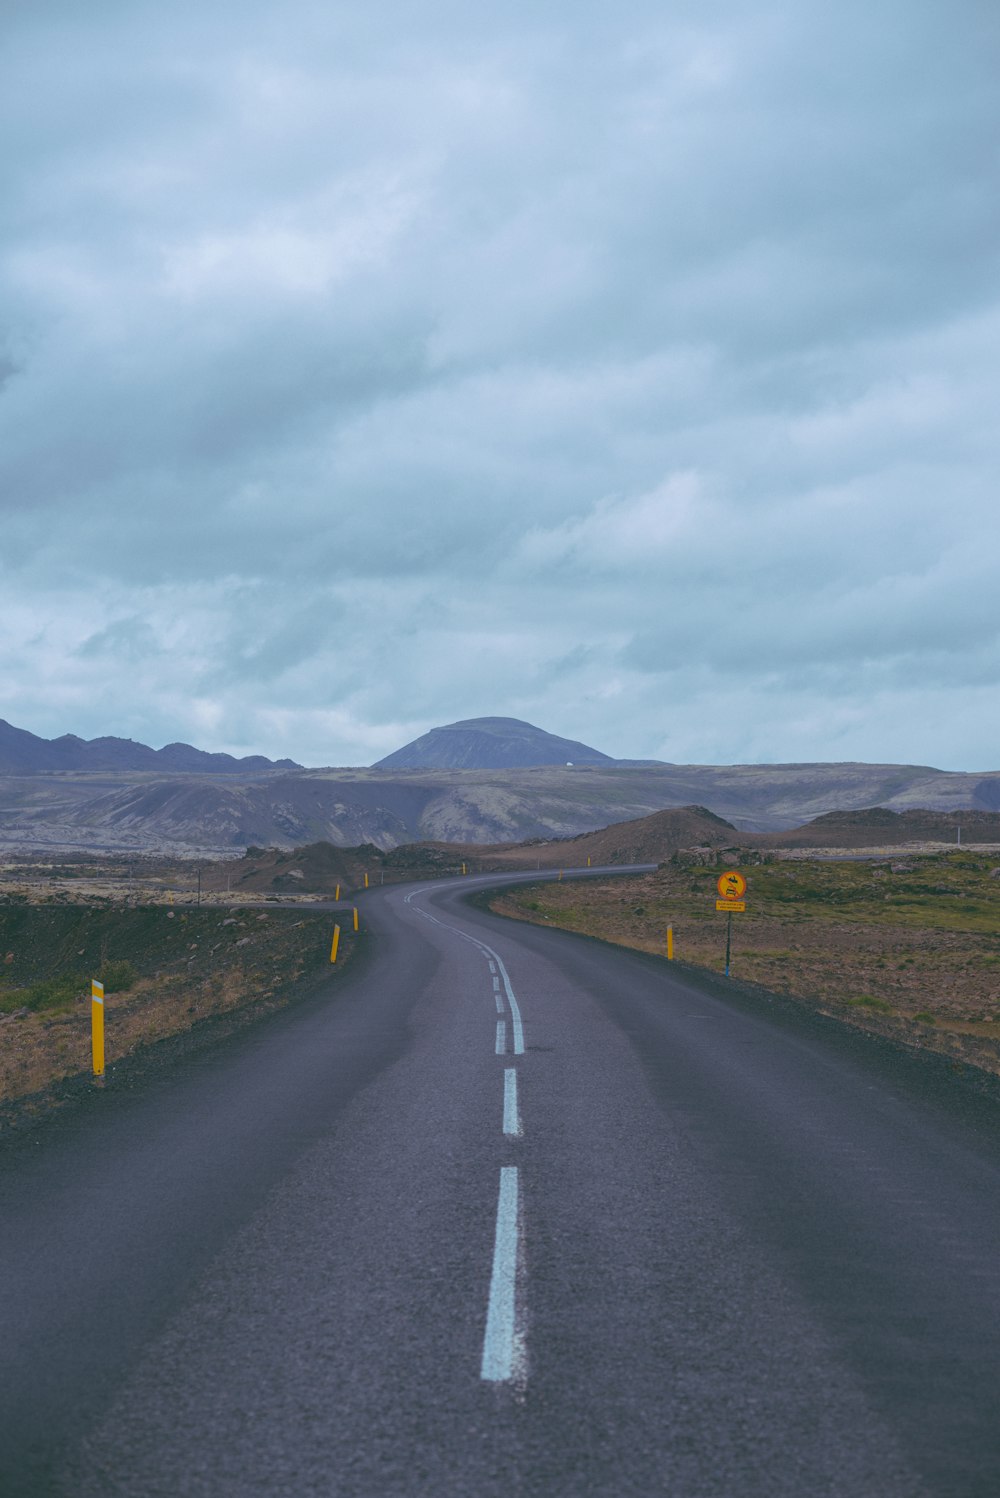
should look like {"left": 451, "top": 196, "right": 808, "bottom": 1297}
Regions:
{"left": 502, "top": 1068, "right": 521, "bottom": 1137}
{"left": 403, "top": 883, "right": 528, "bottom": 1385}
{"left": 480, "top": 1166, "right": 524, "bottom": 1383}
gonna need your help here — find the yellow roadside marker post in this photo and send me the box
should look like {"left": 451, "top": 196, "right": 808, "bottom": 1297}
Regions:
{"left": 462, "top": 862, "right": 467, "bottom": 876}
{"left": 330, "top": 925, "right": 341, "bottom": 963}
{"left": 353, "top": 907, "right": 359, "bottom": 932}
{"left": 91, "top": 980, "right": 105, "bottom": 1082}
{"left": 364, "top": 872, "right": 369, "bottom": 890}
{"left": 334, "top": 884, "right": 341, "bottom": 902}
{"left": 587, "top": 856, "right": 591, "bottom": 867}
{"left": 667, "top": 926, "right": 674, "bottom": 960}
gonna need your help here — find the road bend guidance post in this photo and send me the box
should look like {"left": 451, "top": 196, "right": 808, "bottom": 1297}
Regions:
{"left": 330, "top": 924, "right": 341, "bottom": 963}
{"left": 91, "top": 979, "right": 105, "bottom": 1082}
{"left": 364, "top": 871, "right": 369, "bottom": 890}
{"left": 715, "top": 870, "right": 747, "bottom": 978}
{"left": 335, "top": 883, "right": 340, "bottom": 902}
{"left": 667, "top": 925, "right": 674, "bottom": 960}
{"left": 353, "top": 907, "right": 359, "bottom": 933}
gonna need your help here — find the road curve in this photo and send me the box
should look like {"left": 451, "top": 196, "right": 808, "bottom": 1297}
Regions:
{"left": 1, "top": 868, "right": 999, "bottom": 1496}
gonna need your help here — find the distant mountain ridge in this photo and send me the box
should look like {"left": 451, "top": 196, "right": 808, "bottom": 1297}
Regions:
{"left": 3, "top": 759, "right": 1000, "bottom": 856}
{"left": 373, "top": 716, "right": 616, "bottom": 770}
{"left": 0, "top": 719, "right": 301, "bottom": 775}
{"left": 5, "top": 713, "right": 1000, "bottom": 856}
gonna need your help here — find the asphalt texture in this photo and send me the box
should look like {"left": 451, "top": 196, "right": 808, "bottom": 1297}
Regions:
{"left": 1, "top": 869, "right": 999, "bottom": 1496}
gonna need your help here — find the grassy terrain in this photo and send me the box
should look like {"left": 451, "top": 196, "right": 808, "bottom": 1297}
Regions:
{"left": 488, "top": 850, "right": 1000, "bottom": 1074}
{"left": 0, "top": 902, "right": 351, "bottom": 1108}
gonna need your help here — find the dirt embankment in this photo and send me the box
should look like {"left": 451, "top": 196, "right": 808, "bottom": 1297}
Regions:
{"left": 486, "top": 850, "right": 1000, "bottom": 1077}
{"left": 0, "top": 903, "right": 352, "bottom": 1116}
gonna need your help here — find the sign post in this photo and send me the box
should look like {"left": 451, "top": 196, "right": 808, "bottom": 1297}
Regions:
{"left": 715, "top": 871, "right": 747, "bottom": 977}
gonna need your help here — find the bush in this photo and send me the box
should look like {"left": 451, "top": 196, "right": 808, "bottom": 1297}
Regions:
{"left": 913, "top": 1010, "right": 937, "bottom": 1025}
{"left": 846, "top": 994, "right": 892, "bottom": 1013}
{"left": 0, "top": 974, "right": 86, "bottom": 1015}
{"left": 98, "top": 959, "right": 137, "bottom": 993}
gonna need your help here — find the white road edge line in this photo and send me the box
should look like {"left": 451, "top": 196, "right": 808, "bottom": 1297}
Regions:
{"left": 495, "top": 1019, "right": 507, "bottom": 1054}
{"left": 502, "top": 1068, "right": 521, "bottom": 1136}
{"left": 496, "top": 961, "right": 525, "bottom": 1055}
{"left": 480, "top": 1166, "right": 523, "bottom": 1382}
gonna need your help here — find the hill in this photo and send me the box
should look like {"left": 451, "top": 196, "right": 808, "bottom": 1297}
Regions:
{"left": 372, "top": 716, "right": 614, "bottom": 770}
{"left": 470, "top": 804, "right": 1000, "bottom": 870}
{"left": 198, "top": 802, "right": 1000, "bottom": 896}
{"left": 205, "top": 810, "right": 741, "bottom": 893}
{"left": 760, "top": 808, "right": 1000, "bottom": 849}
{"left": 452, "top": 805, "right": 743, "bottom": 868}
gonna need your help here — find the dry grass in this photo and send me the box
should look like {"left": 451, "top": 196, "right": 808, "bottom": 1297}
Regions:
{"left": 0, "top": 902, "right": 348, "bottom": 1107}
{"left": 490, "top": 850, "right": 1000, "bottom": 1075}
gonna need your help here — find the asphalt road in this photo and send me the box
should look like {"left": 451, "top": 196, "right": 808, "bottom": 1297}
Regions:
{"left": 2, "top": 869, "right": 999, "bottom": 1496}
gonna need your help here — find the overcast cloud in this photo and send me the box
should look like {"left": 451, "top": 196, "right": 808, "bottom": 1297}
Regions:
{"left": 2, "top": 0, "right": 998, "bottom": 768}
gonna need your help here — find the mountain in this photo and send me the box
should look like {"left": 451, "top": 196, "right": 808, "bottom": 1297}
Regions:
{"left": 6, "top": 759, "right": 1000, "bottom": 858}
{"left": 4, "top": 717, "right": 1000, "bottom": 856}
{"left": 372, "top": 716, "right": 615, "bottom": 770}
{"left": 0, "top": 719, "right": 301, "bottom": 775}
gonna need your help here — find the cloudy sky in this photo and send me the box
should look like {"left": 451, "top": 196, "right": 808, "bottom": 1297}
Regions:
{"left": 2, "top": 0, "right": 998, "bottom": 769}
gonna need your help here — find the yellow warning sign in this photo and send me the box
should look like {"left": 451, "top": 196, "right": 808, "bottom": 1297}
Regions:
{"left": 717, "top": 870, "right": 747, "bottom": 899}
{"left": 716, "top": 899, "right": 746, "bottom": 912}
